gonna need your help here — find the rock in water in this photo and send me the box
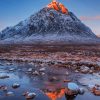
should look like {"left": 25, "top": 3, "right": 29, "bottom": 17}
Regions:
{"left": 26, "top": 93, "right": 36, "bottom": 99}
{"left": 0, "top": 73, "right": 9, "bottom": 79}
{"left": 0, "top": 85, "right": 8, "bottom": 91}
{"left": 32, "top": 71, "right": 40, "bottom": 76}
{"left": 65, "top": 71, "right": 69, "bottom": 75}
{"left": 0, "top": 1, "right": 98, "bottom": 44}
{"left": 68, "top": 82, "right": 79, "bottom": 92}
{"left": 80, "top": 66, "right": 90, "bottom": 73}
{"left": 78, "top": 88, "right": 85, "bottom": 95}
{"left": 6, "top": 91, "right": 14, "bottom": 96}
{"left": 27, "top": 68, "right": 33, "bottom": 72}
{"left": 12, "top": 83, "right": 20, "bottom": 89}
{"left": 39, "top": 67, "right": 46, "bottom": 72}
{"left": 9, "top": 68, "right": 16, "bottom": 71}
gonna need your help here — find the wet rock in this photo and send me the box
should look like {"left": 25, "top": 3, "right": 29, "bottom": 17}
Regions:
{"left": 93, "top": 90, "right": 100, "bottom": 96}
{"left": 93, "top": 73, "right": 100, "bottom": 77}
{"left": 26, "top": 92, "right": 36, "bottom": 99}
{"left": 32, "top": 71, "right": 40, "bottom": 76}
{"left": 89, "top": 84, "right": 100, "bottom": 96}
{"left": 29, "top": 62, "right": 35, "bottom": 66}
{"left": 68, "top": 82, "right": 79, "bottom": 93}
{"left": 89, "top": 70, "right": 93, "bottom": 74}
{"left": 6, "top": 91, "right": 14, "bottom": 96}
{"left": 80, "top": 66, "right": 90, "bottom": 73}
{"left": 75, "top": 70, "right": 79, "bottom": 73}
{"left": 65, "top": 71, "right": 69, "bottom": 75}
{"left": 9, "top": 68, "right": 16, "bottom": 71}
{"left": 79, "top": 75, "right": 100, "bottom": 86}
{"left": 22, "top": 91, "right": 29, "bottom": 96}
{"left": 6, "top": 62, "right": 12, "bottom": 66}
{"left": 12, "top": 83, "right": 20, "bottom": 89}
{"left": 39, "top": 67, "right": 46, "bottom": 72}
{"left": 0, "top": 73, "right": 9, "bottom": 79}
{"left": 27, "top": 68, "right": 33, "bottom": 72}
{"left": 92, "top": 87, "right": 100, "bottom": 96}
{"left": 88, "top": 84, "right": 95, "bottom": 89}
{"left": 0, "top": 85, "right": 8, "bottom": 91}
{"left": 78, "top": 88, "right": 85, "bottom": 95}
{"left": 41, "top": 72, "right": 45, "bottom": 76}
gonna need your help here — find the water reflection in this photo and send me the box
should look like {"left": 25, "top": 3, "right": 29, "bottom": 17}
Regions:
{"left": 44, "top": 88, "right": 66, "bottom": 100}
{"left": 43, "top": 87, "right": 78, "bottom": 100}
{"left": 0, "top": 62, "right": 100, "bottom": 100}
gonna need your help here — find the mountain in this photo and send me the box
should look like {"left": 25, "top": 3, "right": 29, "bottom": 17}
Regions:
{"left": 0, "top": 1, "right": 99, "bottom": 44}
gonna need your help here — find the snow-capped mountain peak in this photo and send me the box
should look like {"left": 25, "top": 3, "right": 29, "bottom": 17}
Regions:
{"left": 0, "top": 1, "right": 98, "bottom": 44}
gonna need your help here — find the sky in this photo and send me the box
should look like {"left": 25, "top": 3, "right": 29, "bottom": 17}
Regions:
{"left": 0, "top": 0, "right": 100, "bottom": 35}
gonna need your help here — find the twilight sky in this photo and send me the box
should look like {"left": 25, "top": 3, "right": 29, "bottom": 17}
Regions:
{"left": 0, "top": 0, "right": 100, "bottom": 35}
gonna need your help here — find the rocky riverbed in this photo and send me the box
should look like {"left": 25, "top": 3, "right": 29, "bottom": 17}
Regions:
{"left": 0, "top": 44, "right": 100, "bottom": 100}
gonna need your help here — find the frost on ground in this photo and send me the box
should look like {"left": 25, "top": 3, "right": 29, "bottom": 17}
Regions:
{"left": 0, "top": 44, "right": 99, "bottom": 67}
{"left": 78, "top": 73, "right": 100, "bottom": 86}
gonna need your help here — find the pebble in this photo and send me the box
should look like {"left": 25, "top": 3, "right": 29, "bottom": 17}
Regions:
{"left": 26, "top": 92, "right": 36, "bottom": 99}
{"left": 22, "top": 91, "right": 29, "bottom": 96}
{"left": 6, "top": 91, "right": 14, "bottom": 96}
{"left": 41, "top": 72, "right": 45, "bottom": 76}
{"left": 32, "top": 71, "right": 40, "bottom": 75}
{"left": 12, "top": 83, "right": 20, "bottom": 89}
{"left": 39, "top": 68, "right": 46, "bottom": 72}
{"left": 79, "top": 88, "right": 85, "bottom": 95}
{"left": 9, "top": 68, "right": 16, "bottom": 71}
{"left": 0, "top": 85, "right": 8, "bottom": 91}
{"left": 0, "top": 73, "right": 9, "bottom": 79}
{"left": 27, "top": 68, "right": 33, "bottom": 72}
{"left": 6, "top": 62, "right": 12, "bottom": 66}
{"left": 80, "top": 66, "right": 90, "bottom": 73}
{"left": 89, "top": 70, "right": 93, "bottom": 74}
{"left": 75, "top": 70, "right": 79, "bottom": 73}
{"left": 65, "top": 71, "right": 69, "bottom": 75}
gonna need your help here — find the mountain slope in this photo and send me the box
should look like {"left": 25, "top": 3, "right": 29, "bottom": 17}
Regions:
{"left": 0, "top": 7, "right": 98, "bottom": 44}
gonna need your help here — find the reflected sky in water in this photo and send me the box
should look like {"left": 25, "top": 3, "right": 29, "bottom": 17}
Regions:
{"left": 0, "top": 61, "right": 100, "bottom": 100}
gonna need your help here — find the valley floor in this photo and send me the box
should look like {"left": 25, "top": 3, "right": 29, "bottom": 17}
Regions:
{"left": 0, "top": 44, "right": 100, "bottom": 100}
{"left": 0, "top": 44, "right": 100, "bottom": 66}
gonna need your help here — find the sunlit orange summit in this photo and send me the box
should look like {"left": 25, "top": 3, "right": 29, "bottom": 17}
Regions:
{"left": 47, "top": 0, "right": 68, "bottom": 14}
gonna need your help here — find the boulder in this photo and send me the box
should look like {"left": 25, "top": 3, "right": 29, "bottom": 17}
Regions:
{"left": 68, "top": 82, "right": 79, "bottom": 93}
